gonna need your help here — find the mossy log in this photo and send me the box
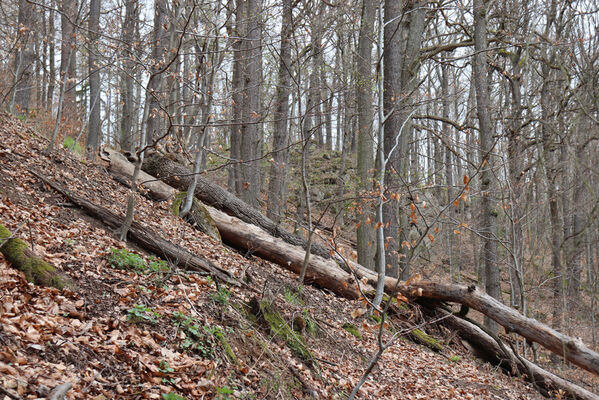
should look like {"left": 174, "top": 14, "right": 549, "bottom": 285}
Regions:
{"left": 250, "top": 297, "right": 313, "bottom": 363}
{"left": 0, "top": 223, "right": 69, "bottom": 288}
{"left": 172, "top": 192, "right": 221, "bottom": 242}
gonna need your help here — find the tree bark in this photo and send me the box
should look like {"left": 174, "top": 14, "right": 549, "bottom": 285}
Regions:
{"left": 355, "top": 0, "right": 376, "bottom": 271}
{"left": 12, "top": 0, "right": 37, "bottom": 116}
{"left": 473, "top": 0, "right": 500, "bottom": 333}
{"left": 266, "top": 0, "right": 293, "bottom": 225}
{"left": 239, "top": 0, "right": 263, "bottom": 207}
{"left": 382, "top": 0, "right": 427, "bottom": 279}
{"left": 59, "top": 0, "right": 78, "bottom": 119}
{"left": 86, "top": 0, "right": 101, "bottom": 157}
{"left": 119, "top": 0, "right": 138, "bottom": 151}
{"left": 145, "top": 0, "right": 169, "bottom": 142}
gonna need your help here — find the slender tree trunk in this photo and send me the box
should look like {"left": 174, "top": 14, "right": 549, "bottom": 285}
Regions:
{"left": 228, "top": 0, "right": 245, "bottom": 195}
{"left": 12, "top": 0, "right": 37, "bottom": 116}
{"left": 266, "top": 0, "right": 293, "bottom": 224}
{"left": 356, "top": 0, "right": 376, "bottom": 271}
{"left": 145, "top": 0, "right": 169, "bottom": 143}
{"left": 46, "top": 0, "right": 56, "bottom": 112}
{"left": 119, "top": 0, "right": 137, "bottom": 151}
{"left": 473, "top": 0, "right": 500, "bottom": 334}
{"left": 383, "top": 0, "right": 427, "bottom": 279}
{"left": 86, "top": 0, "right": 101, "bottom": 157}
{"left": 239, "top": 0, "right": 263, "bottom": 208}
{"left": 59, "top": 0, "right": 78, "bottom": 119}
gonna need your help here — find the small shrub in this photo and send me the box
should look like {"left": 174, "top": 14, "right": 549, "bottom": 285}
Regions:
{"left": 210, "top": 287, "right": 231, "bottom": 306}
{"left": 216, "top": 386, "right": 234, "bottom": 399}
{"left": 63, "top": 136, "right": 83, "bottom": 154}
{"left": 108, "top": 248, "right": 145, "bottom": 270}
{"left": 127, "top": 304, "right": 160, "bottom": 324}
{"left": 172, "top": 311, "right": 220, "bottom": 358}
{"left": 449, "top": 355, "right": 461, "bottom": 363}
{"left": 283, "top": 287, "right": 304, "bottom": 306}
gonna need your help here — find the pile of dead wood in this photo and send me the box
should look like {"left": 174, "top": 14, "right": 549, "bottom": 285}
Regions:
{"left": 30, "top": 149, "right": 599, "bottom": 400}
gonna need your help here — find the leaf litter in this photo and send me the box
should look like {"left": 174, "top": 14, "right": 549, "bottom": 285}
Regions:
{"left": 0, "top": 113, "right": 544, "bottom": 399}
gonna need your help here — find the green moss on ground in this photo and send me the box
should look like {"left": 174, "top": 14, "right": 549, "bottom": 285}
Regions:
{"left": 342, "top": 323, "right": 362, "bottom": 339}
{"left": 214, "top": 329, "right": 237, "bottom": 363}
{"left": 0, "top": 223, "right": 69, "bottom": 288}
{"left": 251, "top": 297, "right": 313, "bottom": 363}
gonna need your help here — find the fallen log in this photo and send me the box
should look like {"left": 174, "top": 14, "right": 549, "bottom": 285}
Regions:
{"left": 429, "top": 307, "right": 599, "bottom": 400}
{"left": 104, "top": 153, "right": 599, "bottom": 385}
{"left": 100, "top": 148, "right": 175, "bottom": 202}
{"left": 30, "top": 170, "right": 238, "bottom": 286}
{"left": 103, "top": 151, "right": 368, "bottom": 299}
{"left": 0, "top": 222, "right": 70, "bottom": 289}
{"left": 209, "top": 207, "right": 367, "bottom": 299}
{"left": 400, "top": 281, "right": 599, "bottom": 377}
{"left": 141, "top": 153, "right": 335, "bottom": 261}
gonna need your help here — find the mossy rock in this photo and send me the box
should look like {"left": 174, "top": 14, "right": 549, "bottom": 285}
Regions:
{"left": 410, "top": 328, "right": 443, "bottom": 352}
{"left": 249, "top": 297, "right": 313, "bottom": 364}
{"left": 171, "top": 192, "right": 221, "bottom": 242}
{"left": 342, "top": 323, "right": 362, "bottom": 339}
{"left": 0, "top": 223, "right": 69, "bottom": 289}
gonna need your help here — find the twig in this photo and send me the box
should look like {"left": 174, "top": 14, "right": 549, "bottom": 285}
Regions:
{"left": 0, "top": 385, "right": 22, "bottom": 400}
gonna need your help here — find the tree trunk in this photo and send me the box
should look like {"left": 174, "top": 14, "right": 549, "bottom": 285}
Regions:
{"left": 266, "top": 0, "right": 292, "bottom": 225}
{"left": 239, "top": 0, "right": 263, "bottom": 207}
{"left": 355, "top": 0, "right": 376, "bottom": 271}
{"left": 119, "top": 0, "right": 137, "bottom": 151}
{"left": 227, "top": 0, "right": 245, "bottom": 195}
{"left": 382, "top": 0, "right": 427, "bottom": 279}
{"left": 12, "top": 0, "right": 37, "bottom": 116}
{"left": 86, "top": 0, "right": 101, "bottom": 157}
{"left": 473, "top": 0, "right": 500, "bottom": 333}
{"left": 145, "top": 0, "right": 169, "bottom": 142}
{"left": 59, "top": 0, "right": 78, "bottom": 119}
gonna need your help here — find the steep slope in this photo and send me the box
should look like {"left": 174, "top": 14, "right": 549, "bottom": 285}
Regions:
{"left": 0, "top": 113, "right": 545, "bottom": 399}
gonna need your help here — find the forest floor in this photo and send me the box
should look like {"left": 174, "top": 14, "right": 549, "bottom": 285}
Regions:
{"left": 0, "top": 112, "right": 547, "bottom": 399}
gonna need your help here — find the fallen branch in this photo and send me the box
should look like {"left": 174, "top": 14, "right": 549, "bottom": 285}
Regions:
{"left": 30, "top": 170, "right": 238, "bottom": 286}
{"left": 429, "top": 307, "right": 599, "bottom": 400}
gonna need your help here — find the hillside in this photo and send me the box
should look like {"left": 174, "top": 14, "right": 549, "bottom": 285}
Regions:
{"left": 0, "top": 113, "right": 547, "bottom": 399}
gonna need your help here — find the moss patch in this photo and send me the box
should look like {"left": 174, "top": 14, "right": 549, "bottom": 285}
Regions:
{"left": 342, "top": 323, "right": 362, "bottom": 339}
{"left": 214, "top": 329, "right": 237, "bottom": 363}
{"left": 250, "top": 297, "right": 313, "bottom": 363}
{"left": 410, "top": 328, "right": 443, "bottom": 352}
{"left": 0, "top": 223, "right": 69, "bottom": 288}
{"left": 171, "top": 192, "right": 221, "bottom": 241}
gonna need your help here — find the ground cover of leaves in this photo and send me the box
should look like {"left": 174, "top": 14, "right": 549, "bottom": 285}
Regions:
{"left": 0, "top": 113, "right": 545, "bottom": 399}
